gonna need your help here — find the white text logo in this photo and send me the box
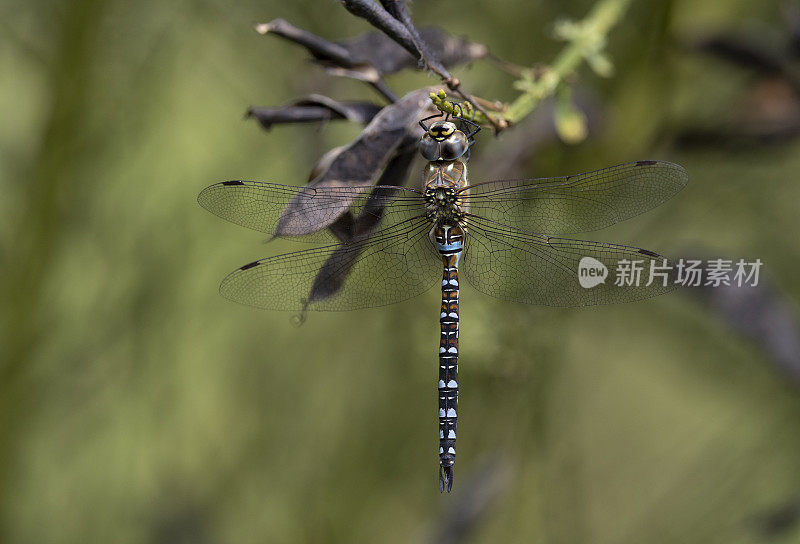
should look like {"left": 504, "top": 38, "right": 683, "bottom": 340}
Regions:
{"left": 578, "top": 256, "right": 608, "bottom": 288}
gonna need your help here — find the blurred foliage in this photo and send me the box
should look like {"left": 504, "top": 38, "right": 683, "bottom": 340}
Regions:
{"left": 2, "top": 0, "right": 800, "bottom": 543}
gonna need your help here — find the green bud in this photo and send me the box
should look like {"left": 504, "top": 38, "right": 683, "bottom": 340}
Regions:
{"left": 586, "top": 52, "right": 614, "bottom": 77}
{"left": 554, "top": 87, "right": 588, "bottom": 144}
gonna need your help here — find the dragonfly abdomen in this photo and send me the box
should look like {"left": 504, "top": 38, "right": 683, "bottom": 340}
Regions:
{"left": 435, "top": 222, "right": 463, "bottom": 493}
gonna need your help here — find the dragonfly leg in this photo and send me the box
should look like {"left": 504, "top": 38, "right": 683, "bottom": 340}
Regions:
{"left": 419, "top": 111, "right": 445, "bottom": 133}
{"left": 459, "top": 116, "right": 482, "bottom": 140}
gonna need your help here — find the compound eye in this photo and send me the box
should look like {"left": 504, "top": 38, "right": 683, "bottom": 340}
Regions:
{"left": 441, "top": 132, "right": 467, "bottom": 160}
{"left": 419, "top": 134, "right": 440, "bottom": 161}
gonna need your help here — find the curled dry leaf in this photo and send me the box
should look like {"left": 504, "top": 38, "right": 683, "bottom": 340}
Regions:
{"left": 258, "top": 18, "right": 487, "bottom": 78}
{"left": 274, "top": 87, "right": 436, "bottom": 238}
{"left": 307, "top": 145, "right": 347, "bottom": 183}
{"left": 256, "top": 19, "right": 354, "bottom": 67}
{"left": 327, "top": 143, "right": 417, "bottom": 243}
{"left": 335, "top": 26, "right": 488, "bottom": 76}
{"left": 247, "top": 95, "right": 382, "bottom": 131}
{"left": 377, "top": 0, "right": 454, "bottom": 78}
{"left": 308, "top": 144, "right": 418, "bottom": 303}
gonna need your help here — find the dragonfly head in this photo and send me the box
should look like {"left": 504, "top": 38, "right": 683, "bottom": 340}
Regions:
{"left": 419, "top": 121, "right": 469, "bottom": 162}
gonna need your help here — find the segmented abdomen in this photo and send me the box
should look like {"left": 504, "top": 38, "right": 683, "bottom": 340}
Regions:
{"left": 434, "top": 222, "right": 463, "bottom": 492}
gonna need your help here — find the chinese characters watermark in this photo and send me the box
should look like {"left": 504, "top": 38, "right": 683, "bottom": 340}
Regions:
{"left": 578, "top": 258, "right": 763, "bottom": 289}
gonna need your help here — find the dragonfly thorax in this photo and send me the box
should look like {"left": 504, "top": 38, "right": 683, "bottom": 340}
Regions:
{"left": 425, "top": 186, "right": 465, "bottom": 223}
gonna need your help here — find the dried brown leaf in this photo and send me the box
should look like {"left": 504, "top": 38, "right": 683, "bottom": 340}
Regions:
{"left": 274, "top": 87, "right": 435, "bottom": 237}
{"left": 334, "top": 26, "right": 488, "bottom": 75}
{"left": 247, "top": 95, "right": 382, "bottom": 130}
{"left": 309, "top": 143, "right": 418, "bottom": 303}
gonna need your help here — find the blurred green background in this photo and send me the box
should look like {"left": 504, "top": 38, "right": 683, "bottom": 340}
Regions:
{"left": 3, "top": 0, "right": 800, "bottom": 542}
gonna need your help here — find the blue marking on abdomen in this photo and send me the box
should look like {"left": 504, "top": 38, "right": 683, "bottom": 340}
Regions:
{"left": 438, "top": 242, "right": 463, "bottom": 252}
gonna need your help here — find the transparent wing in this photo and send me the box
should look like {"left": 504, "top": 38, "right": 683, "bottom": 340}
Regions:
{"left": 220, "top": 216, "right": 441, "bottom": 311}
{"left": 460, "top": 161, "right": 688, "bottom": 234}
{"left": 198, "top": 181, "right": 425, "bottom": 242}
{"left": 461, "top": 214, "right": 679, "bottom": 307}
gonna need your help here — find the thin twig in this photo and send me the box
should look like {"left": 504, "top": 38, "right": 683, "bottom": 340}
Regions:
{"left": 340, "top": 0, "right": 506, "bottom": 131}
{"left": 505, "top": 0, "right": 633, "bottom": 121}
{"left": 380, "top": 0, "right": 453, "bottom": 76}
{"left": 255, "top": 18, "right": 398, "bottom": 103}
{"left": 339, "top": 0, "right": 420, "bottom": 58}
{"left": 486, "top": 52, "right": 528, "bottom": 78}
{"left": 246, "top": 96, "right": 382, "bottom": 130}
{"left": 255, "top": 19, "right": 353, "bottom": 66}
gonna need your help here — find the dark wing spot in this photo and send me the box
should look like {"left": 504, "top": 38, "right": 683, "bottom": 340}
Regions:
{"left": 240, "top": 260, "right": 261, "bottom": 270}
{"left": 638, "top": 248, "right": 660, "bottom": 257}
{"left": 635, "top": 160, "right": 657, "bottom": 166}
{"left": 222, "top": 180, "right": 245, "bottom": 186}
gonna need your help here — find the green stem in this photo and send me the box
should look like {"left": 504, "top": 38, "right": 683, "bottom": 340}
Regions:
{"left": 505, "top": 0, "right": 633, "bottom": 122}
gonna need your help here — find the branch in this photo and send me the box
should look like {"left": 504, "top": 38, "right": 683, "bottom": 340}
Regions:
{"left": 339, "top": 0, "right": 506, "bottom": 131}
{"left": 246, "top": 95, "right": 382, "bottom": 130}
{"left": 256, "top": 18, "right": 490, "bottom": 105}
{"left": 339, "top": 0, "right": 420, "bottom": 59}
{"left": 255, "top": 19, "right": 398, "bottom": 102}
{"left": 505, "top": 0, "right": 632, "bottom": 122}
{"left": 379, "top": 0, "right": 452, "bottom": 76}
{"left": 341, "top": 0, "right": 632, "bottom": 135}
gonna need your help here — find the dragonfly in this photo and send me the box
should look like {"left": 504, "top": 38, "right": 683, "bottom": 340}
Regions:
{"left": 198, "top": 108, "right": 688, "bottom": 492}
